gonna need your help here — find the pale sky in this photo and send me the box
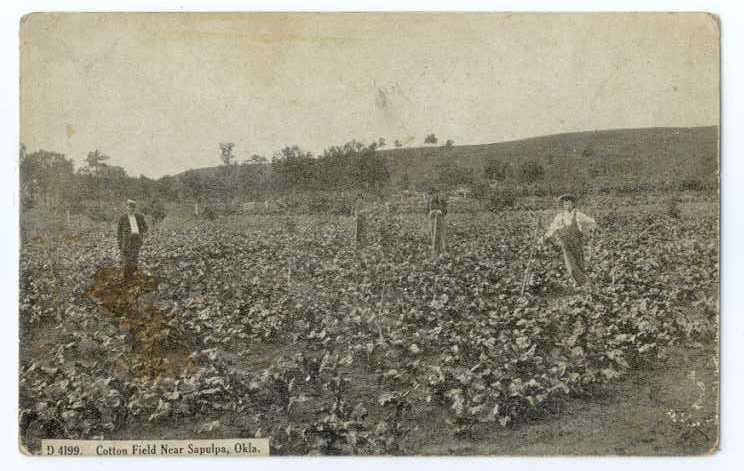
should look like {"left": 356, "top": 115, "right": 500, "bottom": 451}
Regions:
{"left": 20, "top": 12, "right": 719, "bottom": 178}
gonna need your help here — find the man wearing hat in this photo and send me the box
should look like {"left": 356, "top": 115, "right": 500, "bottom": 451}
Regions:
{"left": 117, "top": 199, "right": 148, "bottom": 279}
{"left": 540, "top": 194, "right": 596, "bottom": 288}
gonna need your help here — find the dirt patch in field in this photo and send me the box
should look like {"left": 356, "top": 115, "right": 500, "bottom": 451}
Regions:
{"left": 86, "top": 267, "right": 196, "bottom": 379}
{"left": 413, "top": 343, "right": 718, "bottom": 456}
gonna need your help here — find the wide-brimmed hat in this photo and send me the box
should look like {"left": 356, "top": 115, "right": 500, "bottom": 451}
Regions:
{"left": 558, "top": 193, "right": 576, "bottom": 203}
{"left": 126, "top": 199, "right": 137, "bottom": 206}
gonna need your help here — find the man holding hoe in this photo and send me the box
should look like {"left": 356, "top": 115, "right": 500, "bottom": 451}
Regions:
{"left": 539, "top": 194, "right": 597, "bottom": 289}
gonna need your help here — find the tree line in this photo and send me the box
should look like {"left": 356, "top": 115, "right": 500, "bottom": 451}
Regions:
{"left": 20, "top": 129, "right": 716, "bottom": 222}
{"left": 19, "top": 138, "right": 392, "bottom": 220}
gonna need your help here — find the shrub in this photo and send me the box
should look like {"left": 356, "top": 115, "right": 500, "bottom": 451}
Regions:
{"left": 470, "top": 182, "right": 491, "bottom": 201}
{"left": 485, "top": 188, "right": 517, "bottom": 212}
{"left": 307, "top": 194, "right": 331, "bottom": 214}
{"left": 84, "top": 206, "right": 115, "bottom": 223}
{"left": 144, "top": 202, "right": 167, "bottom": 224}
{"left": 330, "top": 195, "right": 355, "bottom": 216}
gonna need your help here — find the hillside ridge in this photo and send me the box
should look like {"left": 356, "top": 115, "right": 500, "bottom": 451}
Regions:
{"left": 177, "top": 125, "right": 719, "bottom": 187}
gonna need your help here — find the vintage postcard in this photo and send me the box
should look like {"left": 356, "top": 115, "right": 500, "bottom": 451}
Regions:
{"left": 19, "top": 12, "right": 719, "bottom": 456}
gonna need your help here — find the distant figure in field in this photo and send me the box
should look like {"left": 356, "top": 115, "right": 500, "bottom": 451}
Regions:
{"left": 117, "top": 199, "right": 148, "bottom": 279}
{"left": 427, "top": 189, "right": 448, "bottom": 257}
{"left": 353, "top": 193, "right": 368, "bottom": 249}
{"left": 540, "top": 194, "right": 597, "bottom": 288}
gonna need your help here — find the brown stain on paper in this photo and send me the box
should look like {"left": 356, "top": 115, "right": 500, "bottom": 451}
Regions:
{"left": 86, "top": 267, "right": 195, "bottom": 380}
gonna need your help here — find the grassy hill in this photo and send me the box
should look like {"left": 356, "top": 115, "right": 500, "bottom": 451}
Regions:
{"left": 176, "top": 126, "right": 719, "bottom": 192}
{"left": 380, "top": 126, "right": 718, "bottom": 190}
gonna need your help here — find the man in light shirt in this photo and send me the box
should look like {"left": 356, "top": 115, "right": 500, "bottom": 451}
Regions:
{"left": 539, "top": 194, "right": 597, "bottom": 288}
{"left": 117, "top": 199, "right": 148, "bottom": 279}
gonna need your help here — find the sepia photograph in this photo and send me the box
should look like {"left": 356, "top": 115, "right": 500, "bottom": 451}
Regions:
{"left": 18, "top": 12, "right": 719, "bottom": 456}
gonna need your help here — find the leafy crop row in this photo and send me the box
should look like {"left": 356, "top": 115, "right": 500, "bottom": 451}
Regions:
{"left": 19, "top": 209, "right": 718, "bottom": 454}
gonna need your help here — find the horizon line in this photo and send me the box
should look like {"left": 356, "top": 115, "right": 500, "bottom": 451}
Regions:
{"left": 21, "top": 123, "right": 720, "bottom": 180}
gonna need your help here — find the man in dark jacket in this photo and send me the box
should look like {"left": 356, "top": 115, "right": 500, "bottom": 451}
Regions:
{"left": 117, "top": 199, "right": 148, "bottom": 279}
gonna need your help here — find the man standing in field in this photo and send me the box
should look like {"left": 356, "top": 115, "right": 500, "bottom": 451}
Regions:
{"left": 117, "top": 199, "right": 148, "bottom": 279}
{"left": 540, "top": 194, "right": 596, "bottom": 288}
{"left": 426, "top": 189, "right": 448, "bottom": 257}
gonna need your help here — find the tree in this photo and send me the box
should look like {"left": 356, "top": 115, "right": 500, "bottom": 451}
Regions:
{"left": 155, "top": 175, "right": 181, "bottom": 201}
{"left": 424, "top": 133, "right": 438, "bottom": 145}
{"left": 85, "top": 149, "right": 110, "bottom": 176}
{"left": 311, "top": 140, "right": 392, "bottom": 193}
{"left": 180, "top": 171, "right": 206, "bottom": 216}
{"left": 271, "top": 145, "right": 317, "bottom": 193}
{"left": 96, "top": 164, "right": 130, "bottom": 202}
{"left": 444, "top": 139, "right": 454, "bottom": 149}
{"left": 238, "top": 160, "right": 270, "bottom": 201}
{"left": 218, "top": 143, "right": 238, "bottom": 206}
{"left": 377, "top": 137, "right": 386, "bottom": 148}
{"left": 394, "top": 140, "right": 403, "bottom": 148}
{"left": 20, "top": 149, "right": 75, "bottom": 210}
{"left": 219, "top": 143, "right": 236, "bottom": 166}
{"left": 357, "top": 144, "right": 390, "bottom": 192}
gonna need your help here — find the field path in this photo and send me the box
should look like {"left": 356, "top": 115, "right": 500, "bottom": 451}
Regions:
{"left": 414, "top": 342, "right": 717, "bottom": 456}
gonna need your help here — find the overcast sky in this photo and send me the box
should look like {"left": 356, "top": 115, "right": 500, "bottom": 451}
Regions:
{"left": 20, "top": 12, "right": 719, "bottom": 178}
